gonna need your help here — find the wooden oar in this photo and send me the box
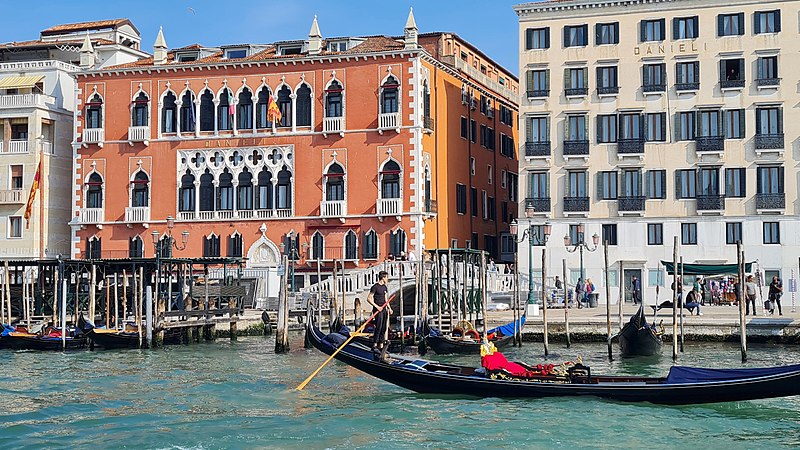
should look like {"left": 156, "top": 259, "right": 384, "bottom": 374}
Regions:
{"left": 296, "top": 295, "right": 394, "bottom": 391}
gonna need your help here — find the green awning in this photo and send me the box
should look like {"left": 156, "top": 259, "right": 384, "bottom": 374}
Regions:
{"left": 661, "top": 261, "right": 754, "bottom": 276}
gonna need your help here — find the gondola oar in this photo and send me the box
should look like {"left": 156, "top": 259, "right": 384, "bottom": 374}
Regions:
{"left": 296, "top": 294, "right": 395, "bottom": 391}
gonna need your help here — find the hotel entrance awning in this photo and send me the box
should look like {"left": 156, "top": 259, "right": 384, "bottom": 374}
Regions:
{"left": 0, "top": 75, "right": 44, "bottom": 89}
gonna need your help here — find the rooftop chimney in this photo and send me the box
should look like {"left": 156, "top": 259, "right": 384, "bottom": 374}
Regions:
{"left": 154, "top": 26, "right": 168, "bottom": 65}
{"left": 308, "top": 15, "right": 322, "bottom": 55}
{"left": 404, "top": 7, "right": 418, "bottom": 50}
{"left": 79, "top": 34, "right": 94, "bottom": 69}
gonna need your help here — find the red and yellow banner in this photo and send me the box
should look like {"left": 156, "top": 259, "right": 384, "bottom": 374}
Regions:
{"left": 23, "top": 159, "right": 41, "bottom": 229}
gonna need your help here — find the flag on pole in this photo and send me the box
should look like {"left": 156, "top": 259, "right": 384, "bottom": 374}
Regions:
{"left": 228, "top": 90, "right": 235, "bottom": 116}
{"left": 267, "top": 95, "right": 282, "bottom": 124}
{"left": 24, "top": 158, "right": 42, "bottom": 229}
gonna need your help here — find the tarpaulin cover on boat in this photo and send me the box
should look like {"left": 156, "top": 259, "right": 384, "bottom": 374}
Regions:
{"left": 665, "top": 364, "right": 800, "bottom": 384}
{"left": 661, "top": 261, "right": 754, "bottom": 276}
{"left": 488, "top": 315, "right": 526, "bottom": 337}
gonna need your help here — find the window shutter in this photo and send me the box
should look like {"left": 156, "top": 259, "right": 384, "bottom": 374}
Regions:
{"left": 563, "top": 27, "right": 570, "bottom": 47}
{"left": 525, "top": 29, "right": 533, "bottom": 50}
{"left": 737, "top": 13, "right": 745, "bottom": 35}
{"left": 640, "top": 21, "right": 646, "bottom": 41}
{"left": 618, "top": 172, "right": 624, "bottom": 198}
{"left": 693, "top": 62, "right": 700, "bottom": 84}
{"left": 739, "top": 109, "right": 746, "bottom": 137}
{"left": 673, "top": 18, "right": 680, "bottom": 40}
{"left": 675, "top": 63, "right": 681, "bottom": 84}
{"left": 582, "top": 67, "right": 588, "bottom": 87}
{"left": 777, "top": 107, "right": 783, "bottom": 133}
{"left": 546, "top": 117, "right": 550, "bottom": 141}
{"left": 718, "top": 60, "right": 725, "bottom": 81}
{"left": 693, "top": 17, "right": 699, "bottom": 36}
{"left": 778, "top": 166, "right": 785, "bottom": 193}
{"left": 643, "top": 65, "right": 650, "bottom": 86}
{"left": 755, "top": 109, "right": 762, "bottom": 134}
{"left": 675, "top": 171, "right": 682, "bottom": 199}
{"left": 717, "top": 14, "right": 724, "bottom": 36}
{"left": 526, "top": 70, "right": 534, "bottom": 91}
{"left": 596, "top": 67, "right": 602, "bottom": 88}
{"left": 544, "top": 27, "right": 550, "bottom": 48}
{"left": 722, "top": 109, "right": 728, "bottom": 138}
{"left": 754, "top": 12, "right": 761, "bottom": 34}
{"left": 741, "top": 169, "right": 746, "bottom": 197}
{"left": 738, "top": 59, "right": 745, "bottom": 80}
{"left": 581, "top": 25, "right": 588, "bottom": 45}
{"left": 756, "top": 167, "right": 762, "bottom": 194}
{"left": 596, "top": 116, "right": 602, "bottom": 143}
{"left": 659, "top": 19, "right": 666, "bottom": 40}
{"left": 584, "top": 116, "right": 589, "bottom": 142}
{"left": 563, "top": 68, "right": 570, "bottom": 89}
{"left": 545, "top": 69, "right": 550, "bottom": 90}
{"left": 660, "top": 171, "right": 667, "bottom": 199}
{"left": 674, "top": 113, "right": 681, "bottom": 141}
{"left": 775, "top": 11, "right": 781, "bottom": 32}
{"left": 597, "top": 173, "right": 605, "bottom": 200}
{"left": 645, "top": 171, "right": 652, "bottom": 198}
{"left": 643, "top": 114, "right": 650, "bottom": 141}
{"left": 660, "top": 113, "right": 667, "bottom": 141}
{"left": 595, "top": 23, "right": 602, "bottom": 44}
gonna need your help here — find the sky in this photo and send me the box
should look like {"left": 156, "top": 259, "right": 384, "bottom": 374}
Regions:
{"left": 0, "top": 0, "right": 534, "bottom": 74}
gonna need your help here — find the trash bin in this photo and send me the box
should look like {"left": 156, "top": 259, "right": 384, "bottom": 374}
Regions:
{"left": 589, "top": 293, "right": 599, "bottom": 308}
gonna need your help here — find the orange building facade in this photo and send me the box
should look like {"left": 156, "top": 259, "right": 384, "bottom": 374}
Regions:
{"left": 70, "top": 14, "right": 518, "bottom": 272}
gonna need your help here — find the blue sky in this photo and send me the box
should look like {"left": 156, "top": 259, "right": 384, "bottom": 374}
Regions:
{"left": 0, "top": 0, "right": 532, "bottom": 75}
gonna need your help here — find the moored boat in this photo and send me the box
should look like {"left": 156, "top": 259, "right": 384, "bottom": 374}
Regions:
{"left": 423, "top": 315, "right": 524, "bottom": 355}
{"left": 618, "top": 304, "right": 662, "bottom": 357}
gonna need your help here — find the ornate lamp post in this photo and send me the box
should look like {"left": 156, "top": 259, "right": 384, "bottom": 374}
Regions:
{"left": 509, "top": 205, "right": 551, "bottom": 304}
{"left": 279, "top": 231, "right": 300, "bottom": 293}
{"left": 563, "top": 223, "right": 599, "bottom": 293}
{"left": 151, "top": 216, "right": 189, "bottom": 305}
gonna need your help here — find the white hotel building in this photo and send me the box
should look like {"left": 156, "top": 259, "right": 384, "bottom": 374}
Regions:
{"left": 514, "top": 0, "right": 799, "bottom": 303}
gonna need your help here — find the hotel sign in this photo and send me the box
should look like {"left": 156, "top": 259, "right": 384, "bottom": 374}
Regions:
{"left": 634, "top": 42, "right": 708, "bottom": 56}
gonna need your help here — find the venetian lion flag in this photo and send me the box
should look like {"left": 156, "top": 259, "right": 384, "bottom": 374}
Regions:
{"left": 267, "top": 94, "right": 282, "bottom": 124}
{"left": 23, "top": 158, "right": 42, "bottom": 228}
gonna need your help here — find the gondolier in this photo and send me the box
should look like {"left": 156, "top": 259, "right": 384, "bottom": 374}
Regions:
{"left": 367, "top": 271, "right": 392, "bottom": 359}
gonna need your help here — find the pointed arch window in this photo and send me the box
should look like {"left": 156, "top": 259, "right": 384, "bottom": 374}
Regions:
{"left": 86, "top": 172, "right": 103, "bottom": 208}
{"left": 217, "top": 170, "right": 234, "bottom": 210}
{"left": 257, "top": 168, "right": 274, "bottom": 210}
{"left": 363, "top": 230, "right": 378, "bottom": 259}
{"left": 325, "top": 80, "right": 343, "bottom": 118}
{"left": 86, "top": 236, "right": 102, "bottom": 260}
{"left": 162, "top": 91, "right": 177, "bottom": 132}
{"left": 238, "top": 169, "right": 253, "bottom": 210}
{"left": 180, "top": 91, "right": 196, "bottom": 132}
{"left": 276, "top": 166, "right": 292, "bottom": 209}
{"left": 424, "top": 165, "right": 433, "bottom": 212}
{"left": 238, "top": 88, "right": 253, "bottom": 130}
{"left": 256, "top": 87, "right": 272, "bottom": 128}
{"left": 203, "top": 234, "right": 221, "bottom": 257}
{"left": 311, "top": 231, "right": 324, "bottom": 260}
{"left": 199, "top": 170, "right": 214, "bottom": 211}
{"left": 131, "top": 171, "right": 149, "bottom": 207}
{"left": 86, "top": 94, "right": 103, "bottom": 129}
{"left": 179, "top": 172, "right": 195, "bottom": 212}
{"left": 277, "top": 85, "right": 292, "bottom": 127}
{"left": 228, "top": 233, "right": 243, "bottom": 257}
{"left": 199, "top": 89, "right": 214, "bottom": 131}
{"left": 422, "top": 80, "right": 431, "bottom": 122}
{"left": 132, "top": 92, "right": 149, "bottom": 127}
{"left": 345, "top": 230, "right": 358, "bottom": 261}
{"left": 129, "top": 235, "right": 144, "bottom": 258}
{"left": 381, "top": 76, "right": 399, "bottom": 114}
{"left": 389, "top": 228, "right": 406, "bottom": 257}
{"left": 218, "top": 88, "right": 233, "bottom": 131}
{"left": 296, "top": 83, "right": 312, "bottom": 126}
{"left": 324, "top": 162, "right": 345, "bottom": 201}
{"left": 380, "top": 160, "right": 401, "bottom": 199}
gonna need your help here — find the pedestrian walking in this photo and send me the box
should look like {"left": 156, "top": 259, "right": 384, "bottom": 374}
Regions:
{"left": 575, "top": 278, "right": 584, "bottom": 308}
{"left": 744, "top": 275, "right": 757, "bottom": 316}
{"left": 769, "top": 276, "right": 783, "bottom": 315}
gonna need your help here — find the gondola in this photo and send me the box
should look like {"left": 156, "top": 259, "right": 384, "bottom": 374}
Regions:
{"left": 618, "top": 304, "right": 662, "bottom": 357}
{"left": 423, "top": 315, "right": 524, "bottom": 355}
{"left": 307, "top": 322, "right": 800, "bottom": 405}
{"left": 1, "top": 324, "right": 88, "bottom": 351}
{"left": 80, "top": 316, "right": 147, "bottom": 349}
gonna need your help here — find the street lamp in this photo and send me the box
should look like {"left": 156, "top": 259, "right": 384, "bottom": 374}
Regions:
{"left": 510, "top": 205, "right": 551, "bottom": 304}
{"left": 279, "top": 231, "right": 300, "bottom": 292}
{"left": 152, "top": 216, "right": 189, "bottom": 306}
{"left": 563, "top": 223, "right": 599, "bottom": 297}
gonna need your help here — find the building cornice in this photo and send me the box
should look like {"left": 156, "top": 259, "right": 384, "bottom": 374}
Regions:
{"left": 514, "top": 0, "right": 791, "bottom": 16}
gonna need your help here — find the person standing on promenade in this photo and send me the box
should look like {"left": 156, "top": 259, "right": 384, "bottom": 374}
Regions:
{"left": 631, "top": 276, "right": 641, "bottom": 304}
{"left": 769, "top": 276, "right": 783, "bottom": 316}
{"left": 744, "top": 275, "right": 757, "bottom": 316}
{"left": 575, "top": 278, "right": 584, "bottom": 308}
{"left": 367, "top": 271, "right": 392, "bottom": 360}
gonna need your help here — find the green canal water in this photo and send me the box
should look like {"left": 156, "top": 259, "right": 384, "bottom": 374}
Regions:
{"left": 2, "top": 335, "right": 800, "bottom": 449}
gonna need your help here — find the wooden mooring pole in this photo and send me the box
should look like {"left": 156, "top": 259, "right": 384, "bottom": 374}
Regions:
{"left": 738, "top": 242, "right": 747, "bottom": 362}
{"left": 672, "top": 236, "right": 678, "bottom": 361}
{"left": 275, "top": 255, "right": 290, "bottom": 354}
{"left": 563, "top": 259, "right": 570, "bottom": 348}
{"left": 604, "top": 241, "right": 612, "bottom": 361}
{"left": 679, "top": 256, "right": 685, "bottom": 353}
{"left": 541, "top": 248, "right": 548, "bottom": 357}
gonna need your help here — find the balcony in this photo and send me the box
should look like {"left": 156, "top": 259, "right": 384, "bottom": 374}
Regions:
{"left": 423, "top": 116, "right": 435, "bottom": 132}
{"left": 378, "top": 112, "right": 400, "bottom": 133}
{"left": 526, "top": 89, "right": 549, "bottom": 99}
{"left": 525, "top": 141, "right": 550, "bottom": 157}
{"left": 0, "top": 189, "right": 24, "bottom": 204}
{"left": 617, "top": 196, "right": 645, "bottom": 213}
{"left": 425, "top": 199, "right": 438, "bottom": 214}
{"left": 755, "top": 133, "right": 784, "bottom": 150}
{"left": 524, "top": 197, "right": 551, "bottom": 214}
{"left": 83, "top": 128, "right": 104, "bottom": 146}
{"left": 377, "top": 198, "right": 402, "bottom": 216}
{"left": 675, "top": 82, "right": 699, "bottom": 92}
{"left": 597, "top": 86, "right": 619, "bottom": 96}
{"left": 41, "top": 141, "right": 53, "bottom": 155}
{"left": 642, "top": 84, "right": 665, "bottom": 93}
{"left": 756, "top": 193, "right": 785, "bottom": 212}
{"left": 0, "top": 93, "right": 55, "bottom": 109}
{"left": 323, "top": 116, "right": 344, "bottom": 135}
{"left": 756, "top": 78, "right": 781, "bottom": 88}
{"left": 564, "top": 87, "right": 588, "bottom": 97}
{"left": 720, "top": 79, "right": 745, "bottom": 90}
{"left": 617, "top": 139, "right": 644, "bottom": 155}
{"left": 695, "top": 136, "right": 725, "bottom": 153}
{"left": 125, "top": 206, "right": 151, "bottom": 224}
{"left": 563, "top": 196, "right": 589, "bottom": 213}
{"left": 128, "top": 125, "right": 150, "bottom": 143}
{"left": 80, "top": 207, "right": 103, "bottom": 224}
{"left": 563, "top": 140, "right": 589, "bottom": 156}
{"left": 6, "top": 140, "right": 28, "bottom": 153}
{"left": 320, "top": 200, "right": 346, "bottom": 217}
{"left": 696, "top": 195, "right": 724, "bottom": 213}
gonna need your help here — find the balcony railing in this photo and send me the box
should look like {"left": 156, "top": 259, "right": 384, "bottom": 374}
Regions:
{"left": 642, "top": 84, "right": 666, "bottom": 93}
{"left": 696, "top": 195, "right": 724, "bottom": 211}
{"left": 7, "top": 140, "right": 27, "bottom": 153}
{"left": 125, "top": 206, "right": 151, "bottom": 223}
{"left": 755, "top": 133, "right": 784, "bottom": 150}
{"left": 617, "top": 139, "right": 644, "bottom": 154}
{"left": 525, "top": 141, "right": 551, "bottom": 157}
{"left": 80, "top": 207, "right": 103, "bottom": 224}
{"left": 756, "top": 193, "right": 785, "bottom": 210}
{"left": 378, "top": 112, "right": 400, "bottom": 130}
{"left": 320, "top": 200, "right": 346, "bottom": 217}
{"left": 425, "top": 199, "right": 438, "bottom": 214}
{"left": 0, "top": 93, "right": 55, "bottom": 109}
{"left": 128, "top": 125, "right": 150, "bottom": 142}
{"left": 83, "top": 128, "right": 104, "bottom": 144}
{"left": 377, "top": 198, "right": 402, "bottom": 216}
{"left": 526, "top": 89, "right": 549, "bottom": 98}
{"left": 695, "top": 136, "right": 725, "bottom": 152}
{"left": 524, "top": 197, "right": 551, "bottom": 213}
{"left": 618, "top": 196, "right": 645, "bottom": 212}
{"left": 0, "top": 189, "right": 24, "bottom": 204}
{"left": 564, "top": 87, "right": 588, "bottom": 97}
{"left": 720, "top": 79, "right": 745, "bottom": 89}
{"left": 563, "top": 196, "right": 589, "bottom": 212}
{"left": 675, "top": 82, "right": 699, "bottom": 91}
{"left": 423, "top": 116, "right": 435, "bottom": 131}
{"left": 756, "top": 78, "right": 781, "bottom": 87}
{"left": 563, "top": 140, "right": 589, "bottom": 155}
{"left": 323, "top": 116, "right": 344, "bottom": 134}
{"left": 41, "top": 141, "right": 53, "bottom": 155}
{"left": 597, "top": 86, "right": 619, "bottom": 95}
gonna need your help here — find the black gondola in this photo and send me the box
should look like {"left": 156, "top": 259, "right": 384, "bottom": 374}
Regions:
{"left": 618, "top": 304, "right": 662, "bottom": 357}
{"left": 307, "top": 322, "right": 800, "bottom": 405}
{"left": 423, "top": 314, "right": 525, "bottom": 355}
{"left": 1, "top": 323, "right": 89, "bottom": 351}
